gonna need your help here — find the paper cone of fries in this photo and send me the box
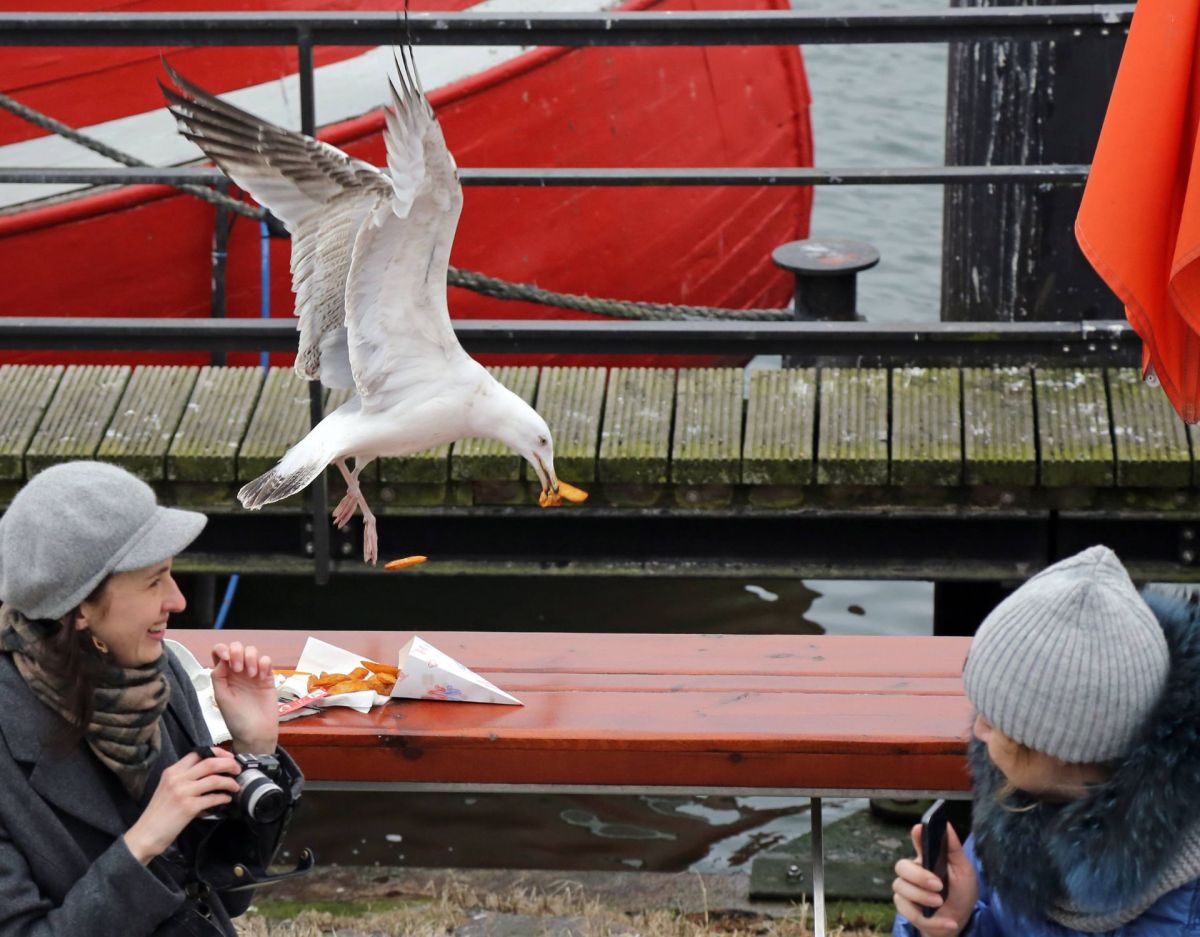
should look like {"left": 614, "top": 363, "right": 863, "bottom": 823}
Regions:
{"left": 390, "top": 636, "right": 521, "bottom": 705}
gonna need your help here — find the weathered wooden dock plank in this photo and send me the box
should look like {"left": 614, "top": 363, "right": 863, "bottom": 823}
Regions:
{"left": 598, "top": 368, "right": 676, "bottom": 485}
{"left": 816, "top": 368, "right": 888, "bottom": 485}
{"left": 1035, "top": 368, "right": 1113, "bottom": 487}
{"left": 451, "top": 367, "right": 539, "bottom": 482}
{"left": 0, "top": 365, "right": 62, "bottom": 480}
{"left": 533, "top": 366, "right": 606, "bottom": 483}
{"left": 891, "top": 367, "right": 962, "bottom": 486}
{"left": 239, "top": 368, "right": 318, "bottom": 482}
{"left": 25, "top": 365, "right": 130, "bottom": 476}
{"left": 1107, "top": 368, "right": 1192, "bottom": 487}
{"left": 742, "top": 368, "right": 816, "bottom": 487}
{"left": 378, "top": 444, "right": 450, "bottom": 485}
{"left": 672, "top": 368, "right": 743, "bottom": 485}
{"left": 96, "top": 366, "right": 199, "bottom": 481}
{"left": 962, "top": 368, "right": 1037, "bottom": 486}
{"left": 168, "top": 366, "right": 265, "bottom": 483}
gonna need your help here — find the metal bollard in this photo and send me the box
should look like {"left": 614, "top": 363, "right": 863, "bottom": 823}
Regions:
{"left": 771, "top": 237, "right": 879, "bottom": 322}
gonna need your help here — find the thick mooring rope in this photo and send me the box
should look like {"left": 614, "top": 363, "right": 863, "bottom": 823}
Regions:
{"left": 445, "top": 267, "right": 791, "bottom": 321}
{"left": 0, "top": 90, "right": 264, "bottom": 220}
{"left": 0, "top": 91, "right": 791, "bottom": 322}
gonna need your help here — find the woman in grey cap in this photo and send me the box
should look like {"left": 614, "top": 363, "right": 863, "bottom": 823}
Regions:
{"left": 0, "top": 461, "right": 300, "bottom": 936}
{"left": 892, "top": 545, "right": 1200, "bottom": 936}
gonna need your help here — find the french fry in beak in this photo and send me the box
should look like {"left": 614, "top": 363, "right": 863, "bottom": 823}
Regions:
{"left": 557, "top": 481, "right": 588, "bottom": 503}
{"left": 538, "top": 480, "right": 588, "bottom": 507}
{"left": 385, "top": 555, "right": 427, "bottom": 570}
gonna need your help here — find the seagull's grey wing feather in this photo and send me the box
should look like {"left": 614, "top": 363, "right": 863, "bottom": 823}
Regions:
{"left": 343, "top": 48, "right": 466, "bottom": 399}
{"left": 162, "top": 64, "right": 389, "bottom": 387}
{"left": 290, "top": 192, "right": 376, "bottom": 386}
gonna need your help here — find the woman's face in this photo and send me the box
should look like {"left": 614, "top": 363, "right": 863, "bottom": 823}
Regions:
{"left": 973, "top": 713, "right": 1107, "bottom": 801}
{"left": 76, "top": 561, "right": 186, "bottom": 668}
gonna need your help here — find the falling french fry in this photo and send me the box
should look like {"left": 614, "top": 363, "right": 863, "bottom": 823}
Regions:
{"left": 385, "top": 555, "right": 427, "bottom": 570}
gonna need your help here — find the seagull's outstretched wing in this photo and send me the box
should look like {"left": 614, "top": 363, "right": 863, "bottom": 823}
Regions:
{"left": 161, "top": 63, "right": 391, "bottom": 389}
{"left": 342, "top": 48, "right": 467, "bottom": 399}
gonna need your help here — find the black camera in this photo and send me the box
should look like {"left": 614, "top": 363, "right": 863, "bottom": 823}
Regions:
{"left": 227, "top": 752, "right": 288, "bottom": 823}
{"left": 173, "top": 746, "right": 313, "bottom": 894}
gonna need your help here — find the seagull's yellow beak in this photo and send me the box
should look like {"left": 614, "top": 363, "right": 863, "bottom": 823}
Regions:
{"left": 535, "top": 453, "right": 559, "bottom": 495}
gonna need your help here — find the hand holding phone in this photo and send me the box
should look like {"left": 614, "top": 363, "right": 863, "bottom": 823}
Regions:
{"left": 920, "top": 799, "right": 950, "bottom": 918}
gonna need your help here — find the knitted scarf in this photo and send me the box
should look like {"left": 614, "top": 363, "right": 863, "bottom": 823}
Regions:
{"left": 0, "top": 604, "right": 169, "bottom": 799}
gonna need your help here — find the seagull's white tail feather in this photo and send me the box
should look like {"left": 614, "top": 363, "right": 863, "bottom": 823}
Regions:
{"left": 238, "top": 433, "right": 337, "bottom": 509}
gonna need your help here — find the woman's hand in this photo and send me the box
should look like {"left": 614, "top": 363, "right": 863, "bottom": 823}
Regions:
{"left": 893, "top": 822, "right": 979, "bottom": 936}
{"left": 211, "top": 641, "right": 279, "bottom": 755}
{"left": 123, "top": 749, "right": 241, "bottom": 864}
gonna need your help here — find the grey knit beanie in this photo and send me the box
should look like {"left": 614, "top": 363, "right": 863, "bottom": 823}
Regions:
{"left": 0, "top": 461, "right": 206, "bottom": 621}
{"left": 963, "top": 545, "right": 1169, "bottom": 764}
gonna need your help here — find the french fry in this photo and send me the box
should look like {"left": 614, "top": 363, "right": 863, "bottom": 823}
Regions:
{"left": 307, "top": 671, "right": 350, "bottom": 692}
{"left": 348, "top": 667, "right": 370, "bottom": 681}
{"left": 367, "top": 676, "right": 395, "bottom": 694}
{"left": 385, "top": 555, "right": 427, "bottom": 570}
{"left": 274, "top": 669, "right": 312, "bottom": 677}
{"left": 360, "top": 659, "right": 400, "bottom": 676}
{"left": 327, "top": 679, "right": 374, "bottom": 695}
{"left": 557, "top": 480, "right": 588, "bottom": 503}
{"left": 539, "top": 481, "right": 588, "bottom": 508}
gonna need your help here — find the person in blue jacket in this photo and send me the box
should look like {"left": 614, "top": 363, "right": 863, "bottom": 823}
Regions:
{"left": 893, "top": 545, "right": 1200, "bottom": 936}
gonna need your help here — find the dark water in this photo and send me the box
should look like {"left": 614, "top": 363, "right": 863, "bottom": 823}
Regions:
{"left": 200, "top": 574, "right": 931, "bottom": 638}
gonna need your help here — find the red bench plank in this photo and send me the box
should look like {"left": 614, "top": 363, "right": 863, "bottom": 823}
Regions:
{"left": 172, "top": 630, "right": 969, "bottom": 676}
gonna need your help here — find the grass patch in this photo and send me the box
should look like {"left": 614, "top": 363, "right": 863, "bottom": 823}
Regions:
{"left": 249, "top": 897, "right": 431, "bottom": 919}
{"left": 236, "top": 881, "right": 895, "bottom": 936}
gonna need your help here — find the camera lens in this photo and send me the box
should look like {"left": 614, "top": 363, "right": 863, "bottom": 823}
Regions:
{"left": 236, "top": 768, "right": 287, "bottom": 823}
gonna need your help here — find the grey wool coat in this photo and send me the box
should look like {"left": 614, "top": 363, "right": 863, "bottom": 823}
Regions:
{"left": 0, "top": 647, "right": 263, "bottom": 936}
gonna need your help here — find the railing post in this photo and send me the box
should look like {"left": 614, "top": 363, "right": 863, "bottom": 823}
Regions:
{"left": 209, "top": 179, "right": 232, "bottom": 367}
{"left": 296, "top": 28, "right": 330, "bottom": 585}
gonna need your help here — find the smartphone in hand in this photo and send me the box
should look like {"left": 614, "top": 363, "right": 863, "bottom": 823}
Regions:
{"left": 920, "top": 799, "right": 950, "bottom": 918}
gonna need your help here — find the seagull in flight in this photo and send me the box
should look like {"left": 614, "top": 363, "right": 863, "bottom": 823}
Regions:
{"left": 161, "top": 50, "right": 562, "bottom": 564}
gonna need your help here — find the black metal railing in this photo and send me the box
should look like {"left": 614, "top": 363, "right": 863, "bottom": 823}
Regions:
{"left": 0, "top": 164, "right": 1094, "bottom": 188}
{"left": 0, "top": 316, "right": 1139, "bottom": 367}
{"left": 0, "top": 7, "right": 1135, "bottom": 47}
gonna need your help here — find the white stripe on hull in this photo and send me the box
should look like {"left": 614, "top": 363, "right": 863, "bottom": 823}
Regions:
{"left": 0, "top": 0, "right": 615, "bottom": 211}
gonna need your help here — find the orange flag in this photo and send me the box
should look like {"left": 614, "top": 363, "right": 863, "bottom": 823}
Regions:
{"left": 1076, "top": 0, "right": 1200, "bottom": 422}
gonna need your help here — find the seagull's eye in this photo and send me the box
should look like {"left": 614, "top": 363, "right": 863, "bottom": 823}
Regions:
{"left": 538, "top": 435, "right": 548, "bottom": 447}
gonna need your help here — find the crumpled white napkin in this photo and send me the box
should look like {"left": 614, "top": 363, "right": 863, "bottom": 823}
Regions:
{"left": 164, "top": 638, "right": 232, "bottom": 744}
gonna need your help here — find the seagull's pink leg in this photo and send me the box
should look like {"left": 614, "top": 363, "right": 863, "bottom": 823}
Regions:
{"left": 335, "top": 457, "right": 379, "bottom": 564}
{"left": 361, "top": 500, "right": 379, "bottom": 566}
{"left": 332, "top": 460, "right": 359, "bottom": 529}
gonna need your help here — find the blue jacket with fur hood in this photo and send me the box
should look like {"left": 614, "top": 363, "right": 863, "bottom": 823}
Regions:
{"left": 895, "top": 592, "right": 1200, "bottom": 936}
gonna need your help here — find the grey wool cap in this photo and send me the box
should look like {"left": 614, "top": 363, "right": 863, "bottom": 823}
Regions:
{"left": 0, "top": 461, "right": 207, "bottom": 621}
{"left": 963, "top": 545, "right": 1169, "bottom": 764}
